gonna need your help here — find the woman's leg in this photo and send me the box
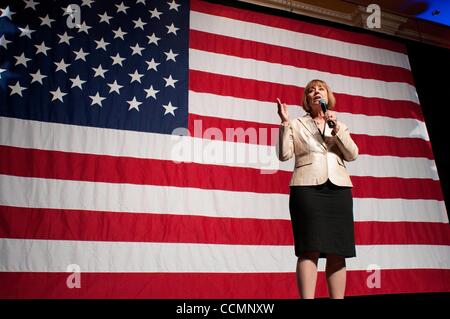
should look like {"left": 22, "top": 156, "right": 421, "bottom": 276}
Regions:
{"left": 296, "top": 251, "right": 320, "bottom": 299}
{"left": 325, "top": 254, "right": 346, "bottom": 299}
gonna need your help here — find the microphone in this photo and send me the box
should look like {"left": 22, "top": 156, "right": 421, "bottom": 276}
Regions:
{"left": 319, "top": 98, "right": 335, "bottom": 128}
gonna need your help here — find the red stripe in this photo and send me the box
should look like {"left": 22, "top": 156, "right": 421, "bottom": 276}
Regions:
{"left": 1, "top": 206, "right": 449, "bottom": 245}
{"left": 190, "top": 0, "right": 407, "bottom": 54}
{"left": 190, "top": 30, "right": 414, "bottom": 85}
{"left": 0, "top": 146, "right": 443, "bottom": 200}
{"left": 355, "top": 221, "right": 450, "bottom": 245}
{"left": 0, "top": 269, "right": 448, "bottom": 298}
{"left": 352, "top": 176, "right": 443, "bottom": 200}
{"left": 188, "top": 114, "right": 434, "bottom": 159}
{"left": 352, "top": 134, "right": 433, "bottom": 159}
{"left": 0, "top": 145, "right": 289, "bottom": 195}
{"left": 189, "top": 70, "right": 424, "bottom": 121}
{"left": 0, "top": 206, "right": 293, "bottom": 245}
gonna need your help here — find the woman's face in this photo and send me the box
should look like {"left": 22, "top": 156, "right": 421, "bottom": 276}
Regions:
{"left": 307, "top": 83, "right": 328, "bottom": 111}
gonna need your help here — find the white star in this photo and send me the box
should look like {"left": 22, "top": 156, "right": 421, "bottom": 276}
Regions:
{"left": 163, "top": 75, "right": 178, "bottom": 88}
{"left": 77, "top": 21, "right": 91, "bottom": 34}
{"left": 0, "top": 68, "right": 6, "bottom": 79}
{"left": 89, "top": 92, "right": 106, "bottom": 107}
{"left": 23, "top": 0, "right": 39, "bottom": 10}
{"left": 111, "top": 53, "right": 126, "bottom": 66}
{"left": 35, "top": 41, "right": 51, "bottom": 55}
{"left": 62, "top": 5, "right": 76, "bottom": 16}
{"left": 136, "top": 0, "right": 146, "bottom": 4}
{"left": 39, "top": 15, "right": 55, "bottom": 27}
{"left": 167, "top": 0, "right": 181, "bottom": 11}
{"left": 30, "top": 70, "right": 47, "bottom": 84}
{"left": 133, "top": 18, "right": 146, "bottom": 30}
{"left": 0, "top": 35, "right": 11, "bottom": 49}
{"left": 19, "top": 25, "right": 35, "bottom": 38}
{"left": 54, "top": 58, "right": 70, "bottom": 73}
{"left": 162, "top": 101, "right": 178, "bottom": 116}
{"left": 144, "top": 85, "right": 159, "bottom": 99}
{"left": 146, "top": 58, "right": 160, "bottom": 71}
{"left": 98, "top": 12, "right": 112, "bottom": 24}
{"left": 107, "top": 80, "right": 123, "bottom": 94}
{"left": 1, "top": 6, "right": 15, "bottom": 19}
{"left": 14, "top": 53, "right": 31, "bottom": 67}
{"left": 130, "top": 43, "right": 145, "bottom": 56}
{"left": 92, "top": 65, "right": 108, "bottom": 78}
{"left": 149, "top": 8, "right": 162, "bottom": 19}
{"left": 147, "top": 33, "right": 160, "bottom": 45}
{"left": 127, "top": 97, "right": 142, "bottom": 111}
{"left": 129, "top": 70, "right": 144, "bottom": 83}
{"left": 164, "top": 49, "right": 178, "bottom": 62}
{"left": 116, "top": 2, "right": 129, "bottom": 14}
{"left": 73, "top": 48, "right": 89, "bottom": 61}
{"left": 50, "top": 87, "right": 67, "bottom": 102}
{"left": 112, "top": 27, "right": 127, "bottom": 40}
{"left": 95, "top": 38, "right": 110, "bottom": 51}
{"left": 61, "top": 5, "right": 68, "bottom": 16}
{"left": 58, "top": 32, "right": 73, "bottom": 45}
{"left": 9, "top": 82, "right": 26, "bottom": 97}
{"left": 166, "top": 23, "right": 179, "bottom": 35}
{"left": 70, "top": 75, "right": 86, "bottom": 89}
{"left": 81, "top": 0, "right": 94, "bottom": 7}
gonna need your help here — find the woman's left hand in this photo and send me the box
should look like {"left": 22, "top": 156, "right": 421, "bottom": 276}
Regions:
{"left": 325, "top": 110, "right": 340, "bottom": 133}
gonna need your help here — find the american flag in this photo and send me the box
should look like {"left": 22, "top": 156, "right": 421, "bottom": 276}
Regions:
{"left": 0, "top": 0, "right": 449, "bottom": 298}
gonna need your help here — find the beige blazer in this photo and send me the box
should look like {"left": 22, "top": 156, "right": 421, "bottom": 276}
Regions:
{"left": 278, "top": 114, "right": 358, "bottom": 187}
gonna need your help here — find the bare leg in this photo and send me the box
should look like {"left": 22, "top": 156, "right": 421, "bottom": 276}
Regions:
{"left": 325, "top": 254, "right": 346, "bottom": 299}
{"left": 296, "top": 252, "right": 320, "bottom": 299}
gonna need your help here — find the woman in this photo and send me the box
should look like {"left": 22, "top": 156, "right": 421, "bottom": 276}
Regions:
{"left": 276, "top": 79, "right": 358, "bottom": 299}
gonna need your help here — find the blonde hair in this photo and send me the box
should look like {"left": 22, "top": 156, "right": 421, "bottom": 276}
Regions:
{"left": 301, "top": 79, "right": 336, "bottom": 113}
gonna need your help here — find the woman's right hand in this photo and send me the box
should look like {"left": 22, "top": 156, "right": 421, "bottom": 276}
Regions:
{"left": 276, "top": 98, "right": 289, "bottom": 124}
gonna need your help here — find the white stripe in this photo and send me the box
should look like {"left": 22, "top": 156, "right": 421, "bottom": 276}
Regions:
{"left": 190, "top": 11, "right": 411, "bottom": 70}
{"left": 354, "top": 198, "right": 448, "bottom": 223}
{"left": 342, "top": 113, "right": 429, "bottom": 141}
{"left": 1, "top": 175, "right": 448, "bottom": 223}
{"left": 189, "top": 91, "right": 302, "bottom": 125}
{"left": 0, "top": 175, "right": 289, "bottom": 220}
{"left": 1, "top": 238, "right": 449, "bottom": 272}
{"left": 346, "top": 155, "right": 439, "bottom": 181}
{"left": 190, "top": 49, "right": 418, "bottom": 103}
{"left": 189, "top": 92, "right": 429, "bottom": 140}
{"left": 0, "top": 117, "right": 435, "bottom": 181}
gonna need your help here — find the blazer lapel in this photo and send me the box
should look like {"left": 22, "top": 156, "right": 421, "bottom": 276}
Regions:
{"left": 298, "top": 115, "right": 327, "bottom": 150}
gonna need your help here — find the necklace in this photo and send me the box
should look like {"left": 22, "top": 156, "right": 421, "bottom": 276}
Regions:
{"left": 314, "top": 118, "right": 325, "bottom": 138}
{"left": 314, "top": 119, "right": 324, "bottom": 126}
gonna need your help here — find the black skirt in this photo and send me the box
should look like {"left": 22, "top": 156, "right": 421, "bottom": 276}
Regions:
{"left": 289, "top": 180, "right": 356, "bottom": 258}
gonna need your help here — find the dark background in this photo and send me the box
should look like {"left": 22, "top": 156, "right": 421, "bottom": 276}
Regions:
{"left": 407, "top": 41, "right": 450, "bottom": 216}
